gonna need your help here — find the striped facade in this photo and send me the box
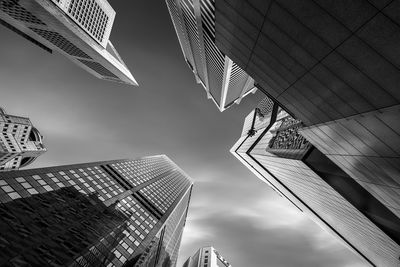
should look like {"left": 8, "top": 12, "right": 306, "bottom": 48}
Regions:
{"left": 182, "top": 246, "right": 231, "bottom": 267}
{"left": 165, "top": 0, "right": 256, "bottom": 111}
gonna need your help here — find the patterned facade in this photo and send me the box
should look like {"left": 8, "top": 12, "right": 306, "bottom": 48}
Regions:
{"left": 0, "top": 108, "right": 46, "bottom": 172}
{"left": 182, "top": 246, "right": 231, "bottom": 267}
{"left": 231, "top": 98, "right": 400, "bottom": 266}
{"left": 0, "top": 155, "right": 193, "bottom": 266}
{"left": 0, "top": 0, "right": 137, "bottom": 85}
{"left": 165, "top": 0, "right": 256, "bottom": 112}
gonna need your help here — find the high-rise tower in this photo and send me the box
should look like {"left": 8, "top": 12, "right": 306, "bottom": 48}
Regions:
{"left": 231, "top": 98, "right": 400, "bottom": 267}
{"left": 0, "top": 155, "right": 193, "bottom": 267}
{"left": 182, "top": 246, "right": 231, "bottom": 267}
{"left": 0, "top": 107, "right": 46, "bottom": 172}
{"left": 165, "top": 0, "right": 256, "bottom": 111}
{"left": 0, "top": 0, "right": 137, "bottom": 85}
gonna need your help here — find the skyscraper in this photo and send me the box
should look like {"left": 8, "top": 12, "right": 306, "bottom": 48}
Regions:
{"left": 165, "top": 0, "right": 256, "bottom": 112}
{"left": 215, "top": 0, "right": 400, "bottom": 226}
{"left": 182, "top": 246, "right": 231, "bottom": 267}
{"left": 0, "top": 107, "right": 46, "bottom": 172}
{"left": 0, "top": 0, "right": 137, "bottom": 85}
{"left": 0, "top": 155, "right": 193, "bottom": 267}
{"left": 231, "top": 97, "right": 400, "bottom": 266}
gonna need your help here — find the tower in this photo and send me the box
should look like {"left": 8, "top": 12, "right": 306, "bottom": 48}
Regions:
{"left": 182, "top": 246, "right": 231, "bottom": 267}
{"left": 0, "top": 155, "right": 193, "bottom": 267}
{"left": 165, "top": 0, "right": 256, "bottom": 111}
{"left": 0, "top": 0, "right": 137, "bottom": 85}
{"left": 0, "top": 107, "right": 46, "bottom": 172}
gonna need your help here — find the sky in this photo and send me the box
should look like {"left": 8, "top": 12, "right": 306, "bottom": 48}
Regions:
{"left": 0, "top": 1, "right": 366, "bottom": 267}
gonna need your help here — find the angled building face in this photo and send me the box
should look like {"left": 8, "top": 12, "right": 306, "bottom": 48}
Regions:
{"left": 165, "top": 0, "right": 256, "bottom": 111}
{"left": 231, "top": 98, "right": 400, "bottom": 267}
{"left": 182, "top": 246, "right": 231, "bottom": 267}
{"left": 0, "top": 155, "right": 193, "bottom": 267}
{"left": 0, "top": 108, "right": 46, "bottom": 172}
{"left": 0, "top": 0, "right": 137, "bottom": 85}
{"left": 215, "top": 0, "right": 400, "bottom": 221}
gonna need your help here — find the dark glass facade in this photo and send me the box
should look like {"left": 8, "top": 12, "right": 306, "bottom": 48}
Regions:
{"left": 216, "top": 2, "right": 400, "bottom": 265}
{"left": 0, "top": 155, "right": 193, "bottom": 267}
{"left": 215, "top": 0, "right": 400, "bottom": 227}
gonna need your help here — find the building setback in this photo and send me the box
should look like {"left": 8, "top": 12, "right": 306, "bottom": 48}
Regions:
{"left": 215, "top": 0, "right": 400, "bottom": 238}
{"left": 231, "top": 97, "right": 400, "bottom": 266}
{"left": 0, "top": 0, "right": 137, "bottom": 85}
{"left": 0, "top": 155, "right": 193, "bottom": 267}
{"left": 0, "top": 107, "right": 46, "bottom": 172}
{"left": 182, "top": 246, "right": 231, "bottom": 267}
{"left": 165, "top": 0, "right": 256, "bottom": 112}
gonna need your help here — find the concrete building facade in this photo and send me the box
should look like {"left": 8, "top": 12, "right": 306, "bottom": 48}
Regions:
{"left": 182, "top": 246, "right": 231, "bottom": 267}
{"left": 0, "top": 107, "right": 46, "bottom": 172}
{"left": 0, "top": 0, "right": 137, "bottom": 85}
{"left": 0, "top": 155, "right": 193, "bottom": 267}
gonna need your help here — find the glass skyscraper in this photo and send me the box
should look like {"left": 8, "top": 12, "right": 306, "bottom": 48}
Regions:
{"left": 0, "top": 155, "right": 193, "bottom": 266}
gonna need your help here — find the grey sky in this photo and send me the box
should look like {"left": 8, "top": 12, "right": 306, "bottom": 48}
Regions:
{"left": 0, "top": 1, "right": 365, "bottom": 266}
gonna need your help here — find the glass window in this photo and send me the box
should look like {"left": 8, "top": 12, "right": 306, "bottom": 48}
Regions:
{"left": 114, "top": 250, "right": 121, "bottom": 258}
{"left": 1, "top": 185, "right": 13, "bottom": 193}
{"left": 21, "top": 182, "right": 32, "bottom": 189}
{"left": 27, "top": 188, "right": 38, "bottom": 195}
{"left": 8, "top": 192, "right": 21, "bottom": 199}
{"left": 43, "top": 185, "right": 53, "bottom": 191}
